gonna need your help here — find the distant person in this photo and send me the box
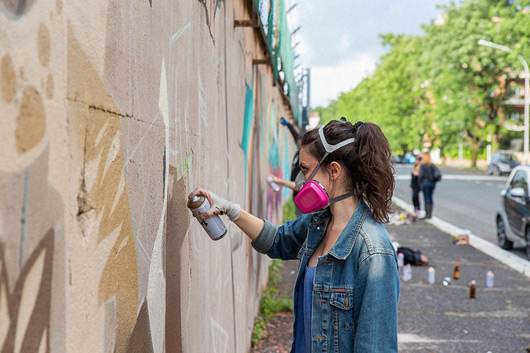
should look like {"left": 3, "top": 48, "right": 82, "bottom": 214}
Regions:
{"left": 418, "top": 151, "right": 437, "bottom": 219}
{"left": 280, "top": 116, "right": 304, "bottom": 217}
{"left": 410, "top": 155, "right": 422, "bottom": 216}
{"left": 267, "top": 175, "right": 296, "bottom": 191}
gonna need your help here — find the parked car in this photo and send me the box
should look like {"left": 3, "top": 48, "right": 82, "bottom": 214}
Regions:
{"left": 496, "top": 166, "right": 530, "bottom": 259}
{"left": 403, "top": 152, "right": 417, "bottom": 164}
{"left": 487, "top": 151, "right": 520, "bottom": 176}
{"left": 391, "top": 154, "right": 404, "bottom": 164}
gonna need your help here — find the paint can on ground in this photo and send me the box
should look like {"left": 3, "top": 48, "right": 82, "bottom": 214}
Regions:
{"left": 397, "top": 253, "right": 404, "bottom": 271}
{"left": 187, "top": 195, "right": 227, "bottom": 240}
{"left": 427, "top": 267, "right": 435, "bottom": 284}
{"left": 402, "top": 264, "right": 412, "bottom": 281}
{"left": 486, "top": 271, "right": 494, "bottom": 288}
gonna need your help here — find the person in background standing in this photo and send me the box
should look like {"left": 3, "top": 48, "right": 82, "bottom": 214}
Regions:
{"left": 268, "top": 117, "right": 304, "bottom": 217}
{"left": 410, "top": 155, "right": 422, "bottom": 217}
{"left": 418, "top": 151, "right": 436, "bottom": 219}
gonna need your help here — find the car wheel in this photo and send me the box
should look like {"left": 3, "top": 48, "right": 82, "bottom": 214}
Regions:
{"left": 494, "top": 166, "right": 502, "bottom": 176}
{"left": 526, "top": 227, "right": 530, "bottom": 260}
{"left": 497, "top": 216, "right": 513, "bottom": 250}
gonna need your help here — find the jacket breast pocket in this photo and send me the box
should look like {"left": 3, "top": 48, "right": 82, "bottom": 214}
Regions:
{"left": 330, "top": 291, "right": 354, "bottom": 352}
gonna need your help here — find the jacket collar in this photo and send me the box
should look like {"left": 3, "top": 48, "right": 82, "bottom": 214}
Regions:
{"left": 326, "top": 201, "right": 367, "bottom": 260}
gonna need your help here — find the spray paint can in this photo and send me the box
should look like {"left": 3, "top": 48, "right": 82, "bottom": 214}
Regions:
{"left": 397, "top": 253, "right": 405, "bottom": 271}
{"left": 486, "top": 271, "right": 494, "bottom": 288}
{"left": 427, "top": 267, "right": 435, "bottom": 284}
{"left": 402, "top": 264, "right": 412, "bottom": 281}
{"left": 453, "top": 261, "right": 460, "bottom": 280}
{"left": 469, "top": 280, "right": 476, "bottom": 299}
{"left": 187, "top": 195, "right": 227, "bottom": 240}
{"left": 267, "top": 176, "right": 281, "bottom": 192}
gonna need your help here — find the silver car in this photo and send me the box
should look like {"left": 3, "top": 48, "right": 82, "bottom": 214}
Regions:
{"left": 488, "top": 151, "right": 520, "bottom": 176}
{"left": 496, "top": 166, "right": 530, "bottom": 259}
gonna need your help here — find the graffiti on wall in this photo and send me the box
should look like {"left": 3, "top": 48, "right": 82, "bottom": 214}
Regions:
{"left": 0, "top": 1, "right": 294, "bottom": 353}
{"left": 0, "top": 11, "right": 66, "bottom": 353}
{"left": 196, "top": 0, "right": 225, "bottom": 42}
{"left": 0, "top": 0, "right": 38, "bottom": 17}
{"left": 67, "top": 25, "right": 142, "bottom": 353}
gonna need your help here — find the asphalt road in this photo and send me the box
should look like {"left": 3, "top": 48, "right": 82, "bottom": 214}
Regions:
{"left": 393, "top": 164, "right": 528, "bottom": 260}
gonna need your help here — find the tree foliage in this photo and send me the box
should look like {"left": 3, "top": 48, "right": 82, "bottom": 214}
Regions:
{"left": 315, "top": 0, "right": 530, "bottom": 166}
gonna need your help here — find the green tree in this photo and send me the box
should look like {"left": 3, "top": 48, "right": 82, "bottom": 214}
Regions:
{"left": 313, "top": 0, "right": 530, "bottom": 165}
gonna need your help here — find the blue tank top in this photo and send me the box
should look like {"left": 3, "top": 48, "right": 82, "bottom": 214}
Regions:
{"left": 295, "top": 265, "right": 316, "bottom": 353}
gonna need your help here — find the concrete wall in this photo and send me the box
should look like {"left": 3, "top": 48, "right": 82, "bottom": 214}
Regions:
{"left": 0, "top": 1, "right": 296, "bottom": 352}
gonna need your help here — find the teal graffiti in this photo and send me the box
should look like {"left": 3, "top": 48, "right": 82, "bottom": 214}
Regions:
{"left": 240, "top": 83, "right": 254, "bottom": 158}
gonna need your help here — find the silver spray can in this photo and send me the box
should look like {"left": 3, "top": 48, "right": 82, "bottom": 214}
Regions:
{"left": 402, "top": 264, "right": 412, "bottom": 281}
{"left": 427, "top": 267, "right": 435, "bottom": 284}
{"left": 486, "top": 270, "right": 494, "bottom": 288}
{"left": 187, "top": 195, "right": 227, "bottom": 240}
{"left": 267, "top": 176, "right": 281, "bottom": 192}
{"left": 397, "top": 253, "right": 404, "bottom": 271}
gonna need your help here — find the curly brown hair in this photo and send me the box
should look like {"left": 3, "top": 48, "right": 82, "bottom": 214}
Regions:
{"left": 301, "top": 119, "right": 395, "bottom": 223}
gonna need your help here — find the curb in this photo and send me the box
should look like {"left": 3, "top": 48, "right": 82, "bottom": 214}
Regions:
{"left": 392, "top": 196, "right": 530, "bottom": 280}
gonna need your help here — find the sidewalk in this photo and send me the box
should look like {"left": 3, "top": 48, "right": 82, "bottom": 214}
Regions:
{"left": 251, "top": 216, "right": 530, "bottom": 353}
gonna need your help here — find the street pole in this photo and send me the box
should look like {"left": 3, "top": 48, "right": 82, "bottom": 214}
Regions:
{"left": 519, "top": 59, "right": 530, "bottom": 164}
{"left": 478, "top": 39, "right": 530, "bottom": 164}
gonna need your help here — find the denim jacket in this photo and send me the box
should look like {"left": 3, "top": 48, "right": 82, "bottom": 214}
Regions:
{"left": 251, "top": 201, "right": 400, "bottom": 353}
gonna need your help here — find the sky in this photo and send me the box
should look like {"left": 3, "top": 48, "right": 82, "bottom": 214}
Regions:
{"left": 288, "top": 0, "right": 454, "bottom": 108}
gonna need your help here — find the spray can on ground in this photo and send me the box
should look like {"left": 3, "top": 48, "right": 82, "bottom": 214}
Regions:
{"left": 267, "top": 176, "right": 281, "bottom": 192}
{"left": 427, "top": 267, "right": 435, "bottom": 284}
{"left": 397, "top": 253, "right": 405, "bottom": 271}
{"left": 469, "top": 280, "right": 476, "bottom": 299}
{"left": 402, "top": 264, "right": 412, "bottom": 281}
{"left": 187, "top": 195, "right": 227, "bottom": 240}
{"left": 453, "top": 261, "right": 460, "bottom": 280}
{"left": 486, "top": 271, "right": 494, "bottom": 288}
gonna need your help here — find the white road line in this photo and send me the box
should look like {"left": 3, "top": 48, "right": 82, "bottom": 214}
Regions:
{"left": 392, "top": 196, "right": 530, "bottom": 280}
{"left": 394, "top": 174, "right": 506, "bottom": 181}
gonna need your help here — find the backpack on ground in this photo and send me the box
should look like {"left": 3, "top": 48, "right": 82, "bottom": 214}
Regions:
{"left": 397, "top": 247, "right": 429, "bottom": 266}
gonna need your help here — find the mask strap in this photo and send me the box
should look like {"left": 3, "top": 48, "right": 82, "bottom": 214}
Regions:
{"left": 329, "top": 191, "right": 355, "bottom": 205}
{"left": 307, "top": 151, "right": 329, "bottom": 181}
{"left": 318, "top": 126, "right": 355, "bottom": 153}
{"left": 306, "top": 126, "right": 357, "bottom": 183}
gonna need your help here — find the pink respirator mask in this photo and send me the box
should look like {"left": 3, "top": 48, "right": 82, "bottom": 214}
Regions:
{"left": 294, "top": 126, "right": 356, "bottom": 214}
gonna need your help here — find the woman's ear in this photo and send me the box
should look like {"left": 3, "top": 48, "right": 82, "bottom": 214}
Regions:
{"left": 329, "top": 161, "right": 342, "bottom": 181}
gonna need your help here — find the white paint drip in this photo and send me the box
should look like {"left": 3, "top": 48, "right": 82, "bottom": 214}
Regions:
{"left": 210, "top": 318, "right": 229, "bottom": 353}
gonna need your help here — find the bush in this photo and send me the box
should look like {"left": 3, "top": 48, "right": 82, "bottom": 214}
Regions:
{"left": 250, "top": 259, "right": 293, "bottom": 347}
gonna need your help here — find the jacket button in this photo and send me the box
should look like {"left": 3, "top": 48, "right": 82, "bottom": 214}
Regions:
{"left": 317, "top": 226, "right": 320, "bottom": 230}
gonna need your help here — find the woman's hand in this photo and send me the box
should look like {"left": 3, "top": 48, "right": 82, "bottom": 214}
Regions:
{"left": 188, "top": 189, "right": 264, "bottom": 241}
{"left": 267, "top": 175, "right": 280, "bottom": 184}
{"left": 188, "top": 189, "right": 241, "bottom": 222}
